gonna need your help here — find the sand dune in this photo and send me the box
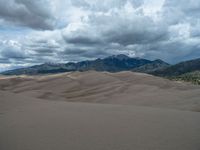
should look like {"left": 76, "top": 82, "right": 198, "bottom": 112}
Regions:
{"left": 1, "top": 71, "right": 200, "bottom": 150}
{"left": 0, "top": 71, "right": 200, "bottom": 111}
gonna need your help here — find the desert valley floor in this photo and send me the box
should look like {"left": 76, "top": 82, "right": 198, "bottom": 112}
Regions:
{"left": 0, "top": 71, "right": 200, "bottom": 150}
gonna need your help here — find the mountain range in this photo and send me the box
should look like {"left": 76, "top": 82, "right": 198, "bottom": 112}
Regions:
{"left": 1, "top": 55, "right": 200, "bottom": 81}
{"left": 151, "top": 58, "right": 200, "bottom": 76}
{"left": 150, "top": 58, "right": 200, "bottom": 84}
{"left": 1, "top": 54, "right": 169, "bottom": 75}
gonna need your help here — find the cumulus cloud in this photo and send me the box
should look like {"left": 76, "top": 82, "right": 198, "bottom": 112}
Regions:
{"left": 0, "top": 0, "right": 55, "bottom": 30}
{"left": 71, "top": 0, "right": 144, "bottom": 12}
{"left": 0, "top": 40, "right": 26, "bottom": 59}
{"left": 0, "top": 0, "right": 200, "bottom": 71}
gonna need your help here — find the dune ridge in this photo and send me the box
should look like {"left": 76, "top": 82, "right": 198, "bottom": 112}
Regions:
{"left": 0, "top": 71, "right": 200, "bottom": 111}
{"left": 1, "top": 71, "right": 200, "bottom": 150}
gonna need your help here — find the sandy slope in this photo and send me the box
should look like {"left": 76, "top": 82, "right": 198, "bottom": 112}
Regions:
{"left": 0, "top": 71, "right": 200, "bottom": 111}
{"left": 0, "top": 91, "right": 200, "bottom": 150}
{"left": 0, "top": 71, "right": 200, "bottom": 150}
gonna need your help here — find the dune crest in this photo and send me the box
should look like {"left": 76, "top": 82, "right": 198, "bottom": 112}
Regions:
{"left": 0, "top": 71, "right": 200, "bottom": 111}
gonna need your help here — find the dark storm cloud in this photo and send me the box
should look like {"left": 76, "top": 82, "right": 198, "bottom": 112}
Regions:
{"left": 27, "top": 43, "right": 60, "bottom": 49}
{"left": 162, "top": 0, "right": 200, "bottom": 25}
{"left": 190, "top": 27, "right": 200, "bottom": 38}
{"left": 62, "top": 10, "right": 169, "bottom": 47}
{"left": 0, "top": 58, "right": 11, "bottom": 64}
{"left": 33, "top": 48, "right": 55, "bottom": 56}
{"left": 60, "top": 0, "right": 200, "bottom": 63}
{"left": 1, "top": 50, "right": 26, "bottom": 59}
{"left": 62, "top": 48, "right": 87, "bottom": 55}
{"left": 59, "top": 46, "right": 110, "bottom": 61}
{"left": 78, "top": 49, "right": 109, "bottom": 59}
{"left": 0, "top": 0, "right": 200, "bottom": 71}
{"left": 0, "top": 0, "right": 55, "bottom": 30}
{"left": 64, "top": 36, "right": 102, "bottom": 45}
{"left": 0, "top": 45, "right": 27, "bottom": 59}
{"left": 103, "top": 22, "right": 168, "bottom": 46}
{"left": 140, "top": 39, "right": 200, "bottom": 63}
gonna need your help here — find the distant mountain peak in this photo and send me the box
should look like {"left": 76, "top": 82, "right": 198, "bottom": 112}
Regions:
{"left": 108, "top": 54, "right": 130, "bottom": 60}
{"left": 153, "top": 59, "right": 170, "bottom": 65}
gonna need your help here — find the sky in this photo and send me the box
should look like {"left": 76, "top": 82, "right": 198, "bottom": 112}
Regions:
{"left": 0, "top": 0, "right": 200, "bottom": 71}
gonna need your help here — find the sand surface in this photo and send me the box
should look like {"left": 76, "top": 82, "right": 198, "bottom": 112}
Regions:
{"left": 0, "top": 71, "right": 200, "bottom": 150}
{"left": 0, "top": 71, "right": 200, "bottom": 111}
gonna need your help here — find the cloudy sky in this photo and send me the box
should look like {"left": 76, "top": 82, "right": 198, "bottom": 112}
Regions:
{"left": 0, "top": 0, "right": 200, "bottom": 71}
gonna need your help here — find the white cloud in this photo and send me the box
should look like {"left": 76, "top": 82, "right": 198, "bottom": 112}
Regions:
{"left": 0, "top": 0, "right": 200, "bottom": 70}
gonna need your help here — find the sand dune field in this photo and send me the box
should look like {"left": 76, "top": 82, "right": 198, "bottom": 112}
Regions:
{"left": 0, "top": 71, "right": 200, "bottom": 150}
